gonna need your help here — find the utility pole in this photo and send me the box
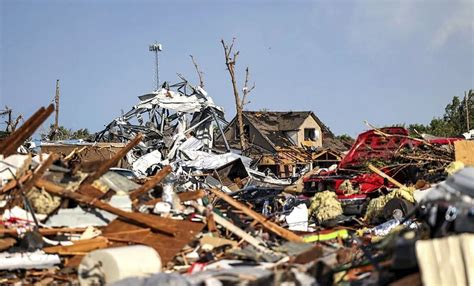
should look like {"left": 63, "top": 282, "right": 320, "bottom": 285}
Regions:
{"left": 55, "top": 79, "right": 60, "bottom": 131}
{"left": 149, "top": 42, "right": 163, "bottom": 91}
{"left": 466, "top": 90, "right": 472, "bottom": 132}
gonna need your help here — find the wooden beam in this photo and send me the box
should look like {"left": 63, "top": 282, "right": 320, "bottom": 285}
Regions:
{"left": 0, "top": 106, "right": 47, "bottom": 153}
{"left": 208, "top": 188, "right": 304, "bottom": 242}
{"left": 367, "top": 163, "right": 404, "bottom": 188}
{"left": 190, "top": 201, "right": 272, "bottom": 253}
{"left": 2, "top": 105, "right": 54, "bottom": 156}
{"left": 0, "top": 227, "right": 87, "bottom": 236}
{"left": 129, "top": 165, "right": 172, "bottom": 201}
{"left": 43, "top": 237, "right": 109, "bottom": 255}
{"left": 0, "top": 171, "right": 32, "bottom": 194}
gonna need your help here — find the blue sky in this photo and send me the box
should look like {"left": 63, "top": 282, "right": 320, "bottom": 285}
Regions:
{"left": 1, "top": 0, "right": 473, "bottom": 138}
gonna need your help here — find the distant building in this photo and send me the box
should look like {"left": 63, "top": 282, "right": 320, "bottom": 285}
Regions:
{"left": 217, "top": 111, "right": 347, "bottom": 178}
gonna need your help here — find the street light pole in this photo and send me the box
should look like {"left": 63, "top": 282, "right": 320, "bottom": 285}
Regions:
{"left": 466, "top": 90, "right": 473, "bottom": 132}
{"left": 149, "top": 42, "right": 163, "bottom": 91}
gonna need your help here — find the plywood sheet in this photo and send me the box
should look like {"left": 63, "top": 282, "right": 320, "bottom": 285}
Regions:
{"left": 102, "top": 219, "right": 205, "bottom": 264}
{"left": 455, "top": 140, "right": 474, "bottom": 166}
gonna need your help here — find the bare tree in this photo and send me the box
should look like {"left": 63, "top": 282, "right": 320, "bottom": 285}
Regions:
{"left": 221, "top": 38, "right": 255, "bottom": 151}
{"left": 1, "top": 106, "right": 23, "bottom": 133}
{"left": 190, "top": 55, "right": 205, "bottom": 88}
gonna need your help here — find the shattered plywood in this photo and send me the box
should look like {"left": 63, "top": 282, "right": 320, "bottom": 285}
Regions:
{"left": 102, "top": 219, "right": 205, "bottom": 264}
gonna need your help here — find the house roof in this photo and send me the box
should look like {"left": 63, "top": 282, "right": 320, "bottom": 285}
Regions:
{"left": 215, "top": 110, "right": 341, "bottom": 153}
{"left": 242, "top": 111, "right": 334, "bottom": 148}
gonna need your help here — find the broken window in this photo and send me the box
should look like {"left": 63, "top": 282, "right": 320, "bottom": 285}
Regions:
{"left": 235, "top": 124, "right": 250, "bottom": 140}
{"left": 304, "top": 128, "right": 317, "bottom": 141}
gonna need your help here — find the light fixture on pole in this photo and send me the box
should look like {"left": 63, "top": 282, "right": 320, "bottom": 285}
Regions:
{"left": 149, "top": 42, "right": 163, "bottom": 91}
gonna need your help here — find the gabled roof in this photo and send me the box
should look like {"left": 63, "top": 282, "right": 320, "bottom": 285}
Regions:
{"left": 245, "top": 110, "right": 332, "bottom": 134}
{"left": 216, "top": 110, "right": 338, "bottom": 152}
{"left": 238, "top": 111, "right": 333, "bottom": 149}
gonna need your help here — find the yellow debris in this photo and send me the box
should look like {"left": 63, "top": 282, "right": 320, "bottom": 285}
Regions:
{"left": 364, "top": 187, "right": 415, "bottom": 222}
{"left": 309, "top": 190, "right": 343, "bottom": 222}
{"left": 445, "top": 161, "right": 465, "bottom": 175}
{"left": 339, "top": 179, "right": 358, "bottom": 195}
{"left": 26, "top": 187, "right": 61, "bottom": 215}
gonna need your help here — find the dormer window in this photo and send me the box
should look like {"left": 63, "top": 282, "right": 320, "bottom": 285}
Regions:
{"left": 304, "top": 128, "right": 317, "bottom": 141}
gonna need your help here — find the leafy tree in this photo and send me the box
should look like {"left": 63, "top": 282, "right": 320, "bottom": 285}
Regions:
{"left": 336, "top": 134, "right": 354, "bottom": 142}
{"left": 71, "top": 128, "right": 90, "bottom": 140}
{"left": 408, "top": 91, "right": 473, "bottom": 137}
{"left": 41, "top": 124, "right": 91, "bottom": 141}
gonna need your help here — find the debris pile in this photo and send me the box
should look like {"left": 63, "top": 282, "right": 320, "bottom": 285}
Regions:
{"left": 1, "top": 93, "right": 473, "bottom": 285}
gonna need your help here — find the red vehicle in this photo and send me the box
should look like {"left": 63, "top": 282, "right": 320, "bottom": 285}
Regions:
{"left": 303, "top": 127, "right": 460, "bottom": 215}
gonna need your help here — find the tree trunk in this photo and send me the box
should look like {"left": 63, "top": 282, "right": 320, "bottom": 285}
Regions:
{"left": 227, "top": 60, "right": 246, "bottom": 151}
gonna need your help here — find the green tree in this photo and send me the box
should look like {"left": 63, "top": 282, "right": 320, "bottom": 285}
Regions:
{"left": 41, "top": 125, "right": 91, "bottom": 141}
{"left": 408, "top": 91, "right": 473, "bottom": 137}
{"left": 336, "top": 134, "right": 354, "bottom": 142}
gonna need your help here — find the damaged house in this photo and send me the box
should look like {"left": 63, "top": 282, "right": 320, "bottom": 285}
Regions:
{"left": 217, "top": 111, "right": 346, "bottom": 178}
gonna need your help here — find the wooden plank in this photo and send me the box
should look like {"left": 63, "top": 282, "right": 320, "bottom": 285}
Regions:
{"left": 208, "top": 188, "right": 304, "bottom": 242}
{"left": 455, "top": 140, "right": 474, "bottom": 166}
{"left": 0, "top": 227, "right": 87, "bottom": 236}
{"left": 129, "top": 166, "right": 172, "bottom": 201}
{"left": 43, "top": 237, "right": 109, "bottom": 255}
{"left": 2, "top": 105, "right": 54, "bottom": 156}
{"left": 0, "top": 171, "right": 32, "bottom": 194}
{"left": 0, "top": 106, "right": 46, "bottom": 153}
{"left": 35, "top": 178, "right": 178, "bottom": 236}
{"left": 368, "top": 163, "right": 404, "bottom": 188}
{"left": 189, "top": 201, "right": 272, "bottom": 253}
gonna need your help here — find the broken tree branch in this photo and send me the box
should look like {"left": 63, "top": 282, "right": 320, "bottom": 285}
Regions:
{"left": 242, "top": 67, "right": 255, "bottom": 108}
{"left": 190, "top": 55, "right": 205, "bottom": 88}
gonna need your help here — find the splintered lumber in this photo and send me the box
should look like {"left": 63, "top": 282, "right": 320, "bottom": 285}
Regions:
{"left": 190, "top": 201, "right": 272, "bottom": 253}
{"left": 129, "top": 165, "right": 172, "bottom": 201}
{"left": 0, "top": 104, "right": 54, "bottom": 156}
{"left": 35, "top": 178, "right": 177, "bottom": 236}
{"left": 367, "top": 164, "right": 405, "bottom": 188}
{"left": 212, "top": 212, "right": 272, "bottom": 253}
{"left": 208, "top": 188, "right": 304, "bottom": 243}
{"left": 82, "top": 133, "right": 144, "bottom": 185}
{"left": 143, "top": 189, "right": 206, "bottom": 206}
{"left": 43, "top": 237, "right": 109, "bottom": 255}
{"left": 0, "top": 106, "right": 47, "bottom": 153}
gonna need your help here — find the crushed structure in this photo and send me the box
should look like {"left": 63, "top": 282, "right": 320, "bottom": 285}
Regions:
{"left": 217, "top": 111, "right": 348, "bottom": 178}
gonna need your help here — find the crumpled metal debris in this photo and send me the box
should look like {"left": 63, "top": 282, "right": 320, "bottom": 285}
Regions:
{"left": 95, "top": 80, "right": 228, "bottom": 172}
